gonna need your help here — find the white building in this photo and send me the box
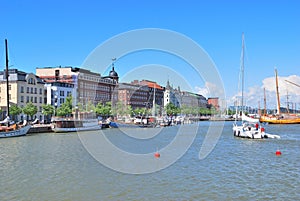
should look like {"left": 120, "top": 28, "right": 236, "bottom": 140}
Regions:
{"left": 44, "top": 82, "right": 74, "bottom": 107}
{"left": 163, "top": 80, "right": 181, "bottom": 107}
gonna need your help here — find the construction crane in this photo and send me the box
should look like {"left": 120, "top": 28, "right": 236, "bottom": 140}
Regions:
{"left": 285, "top": 80, "right": 300, "bottom": 88}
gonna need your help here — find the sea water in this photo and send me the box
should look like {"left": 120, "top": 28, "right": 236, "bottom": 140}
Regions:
{"left": 0, "top": 121, "right": 299, "bottom": 200}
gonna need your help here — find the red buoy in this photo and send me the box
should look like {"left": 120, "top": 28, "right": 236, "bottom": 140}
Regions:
{"left": 261, "top": 127, "right": 265, "bottom": 132}
{"left": 154, "top": 152, "right": 160, "bottom": 158}
{"left": 275, "top": 150, "right": 282, "bottom": 156}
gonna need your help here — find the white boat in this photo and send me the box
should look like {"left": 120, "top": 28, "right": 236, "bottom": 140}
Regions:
{"left": 51, "top": 117, "right": 102, "bottom": 133}
{"left": 0, "top": 39, "right": 31, "bottom": 138}
{"left": 233, "top": 113, "right": 280, "bottom": 139}
{"left": 232, "top": 34, "right": 280, "bottom": 139}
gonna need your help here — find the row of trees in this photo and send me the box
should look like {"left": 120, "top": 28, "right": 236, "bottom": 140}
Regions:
{"left": 3, "top": 95, "right": 219, "bottom": 122}
{"left": 95, "top": 102, "right": 218, "bottom": 117}
{"left": 2, "top": 102, "right": 39, "bottom": 121}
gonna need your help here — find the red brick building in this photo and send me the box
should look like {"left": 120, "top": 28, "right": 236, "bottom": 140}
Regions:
{"left": 207, "top": 97, "right": 219, "bottom": 110}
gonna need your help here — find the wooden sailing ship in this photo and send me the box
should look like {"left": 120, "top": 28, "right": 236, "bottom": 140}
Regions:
{"left": 260, "top": 69, "right": 300, "bottom": 124}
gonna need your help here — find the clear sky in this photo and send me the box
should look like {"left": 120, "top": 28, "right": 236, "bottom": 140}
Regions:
{"left": 1, "top": 0, "right": 299, "bottom": 109}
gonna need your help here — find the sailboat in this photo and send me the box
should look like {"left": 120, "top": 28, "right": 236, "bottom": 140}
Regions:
{"left": 259, "top": 69, "right": 300, "bottom": 124}
{"left": 0, "top": 39, "right": 31, "bottom": 138}
{"left": 232, "top": 34, "right": 280, "bottom": 139}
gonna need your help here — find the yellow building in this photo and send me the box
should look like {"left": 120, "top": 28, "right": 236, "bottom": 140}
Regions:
{"left": 0, "top": 69, "right": 45, "bottom": 122}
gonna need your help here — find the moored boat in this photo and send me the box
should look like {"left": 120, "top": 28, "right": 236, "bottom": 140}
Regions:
{"left": 232, "top": 34, "right": 280, "bottom": 139}
{"left": 51, "top": 117, "right": 102, "bottom": 132}
{"left": 0, "top": 123, "right": 31, "bottom": 138}
{"left": 260, "top": 69, "right": 300, "bottom": 124}
{"left": 0, "top": 39, "right": 31, "bottom": 138}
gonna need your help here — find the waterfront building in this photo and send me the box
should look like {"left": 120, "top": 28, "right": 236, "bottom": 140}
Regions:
{"left": 208, "top": 97, "right": 220, "bottom": 110}
{"left": 131, "top": 80, "right": 164, "bottom": 109}
{"left": 36, "top": 66, "right": 118, "bottom": 108}
{"left": 44, "top": 82, "right": 74, "bottom": 107}
{"left": 0, "top": 69, "right": 45, "bottom": 121}
{"left": 163, "top": 80, "right": 181, "bottom": 108}
{"left": 163, "top": 80, "right": 207, "bottom": 109}
{"left": 117, "top": 82, "right": 149, "bottom": 109}
{"left": 114, "top": 80, "right": 164, "bottom": 115}
{"left": 180, "top": 91, "right": 208, "bottom": 108}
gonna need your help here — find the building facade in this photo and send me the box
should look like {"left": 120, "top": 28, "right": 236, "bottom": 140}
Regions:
{"left": 131, "top": 80, "right": 164, "bottom": 110}
{"left": 36, "top": 66, "right": 118, "bottom": 108}
{"left": 163, "top": 80, "right": 181, "bottom": 108}
{"left": 181, "top": 91, "right": 208, "bottom": 108}
{"left": 44, "top": 82, "right": 74, "bottom": 107}
{"left": 207, "top": 97, "right": 219, "bottom": 110}
{"left": 0, "top": 69, "right": 45, "bottom": 121}
{"left": 117, "top": 82, "right": 149, "bottom": 109}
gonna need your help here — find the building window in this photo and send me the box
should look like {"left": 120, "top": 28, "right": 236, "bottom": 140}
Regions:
{"left": 21, "top": 96, "right": 24, "bottom": 102}
{"left": 60, "top": 91, "right": 64, "bottom": 96}
{"left": 31, "top": 87, "right": 33, "bottom": 94}
{"left": 55, "top": 70, "right": 60, "bottom": 77}
{"left": 27, "top": 87, "right": 29, "bottom": 93}
{"left": 26, "top": 96, "right": 29, "bottom": 103}
{"left": 34, "top": 88, "right": 37, "bottom": 94}
{"left": 8, "top": 85, "right": 11, "bottom": 90}
{"left": 31, "top": 97, "right": 33, "bottom": 102}
{"left": 39, "top": 97, "right": 42, "bottom": 103}
{"left": 39, "top": 88, "right": 42, "bottom": 94}
{"left": 60, "top": 98, "right": 64, "bottom": 104}
{"left": 21, "top": 86, "right": 24, "bottom": 93}
{"left": 34, "top": 97, "right": 37, "bottom": 103}
{"left": 9, "top": 94, "right": 11, "bottom": 100}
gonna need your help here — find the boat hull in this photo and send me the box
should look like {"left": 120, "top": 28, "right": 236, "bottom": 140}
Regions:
{"left": 52, "top": 125, "right": 102, "bottom": 133}
{"left": 0, "top": 125, "right": 31, "bottom": 138}
{"left": 233, "top": 124, "right": 280, "bottom": 139}
{"left": 260, "top": 116, "right": 300, "bottom": 124}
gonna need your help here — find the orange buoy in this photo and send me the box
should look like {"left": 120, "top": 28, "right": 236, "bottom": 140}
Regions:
{"left": 154, "top": 152, "right": 160, "bottom": 158}
{"left": 275, "top": 150, "right": 282, "bottom": 156}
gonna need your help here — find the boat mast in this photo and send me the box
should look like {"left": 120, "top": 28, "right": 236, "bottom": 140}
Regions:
{"left": 152, "top": 83, "right": 156, "bottom": 116}
{"left": 241, "top": 33, "right": 245, "bottom": 113}
{"left": 286, "top": 91, "right": 290, "bottom": 114}
{"left": 5, "top": 39, "right": 9, "bottom": 117}
{"left": 275, "top": 68, "right": 281, "bottom": 115}
{"left": 263, "top": 87, "right": 266, "bottom": 115}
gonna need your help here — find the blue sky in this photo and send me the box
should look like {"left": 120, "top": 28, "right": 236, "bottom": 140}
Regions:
{"left": 1, "top": 0, "right": 299, "bottom": 108}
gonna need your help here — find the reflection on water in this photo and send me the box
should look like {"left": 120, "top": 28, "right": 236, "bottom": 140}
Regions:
{"left": 0, "top": 122, "right": 299, "bottom": 200}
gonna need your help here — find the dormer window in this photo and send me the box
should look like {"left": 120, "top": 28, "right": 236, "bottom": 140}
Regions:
{"left": 28, "top": 78, "right": 36, "bottom": 85}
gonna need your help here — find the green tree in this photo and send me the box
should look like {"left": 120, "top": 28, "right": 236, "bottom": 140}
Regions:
{"left": 10, "top": 105, "right": 22, "bottom": 121}
{"left": 42, "top": 104, "right": 55, "bottom": 122}
{"left": 23, "top": 102, "right": 38, "bottom": 120}
{"left": 42, "top": 104, "right": 55, "bottom": 116}
{"left": 165, "top": 103, "right": 180, "bottom": 116}
{"left": 56, "top": 96, "right": 73, "bottom": 117}
{"left": 112, "top": 101, "right": 126, "bottom": 117}
{"left": 133, "top": 108, "right": 144, "bottom": 116}
{"left": 95, "top": 101, "right": 112, "bottom": 117}
{"left": 199, "top": 107, "right": 211, "bottom": 115}
{"left": 125, "top": 105, "right": 133, "bottom": 117}
{"left": 86, "top": 100, "right": 95, "bottom": 112}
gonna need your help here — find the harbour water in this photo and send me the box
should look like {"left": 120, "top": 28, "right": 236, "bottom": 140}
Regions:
{"left": 0, "top": 121, "right": 299, "bottom": 200}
